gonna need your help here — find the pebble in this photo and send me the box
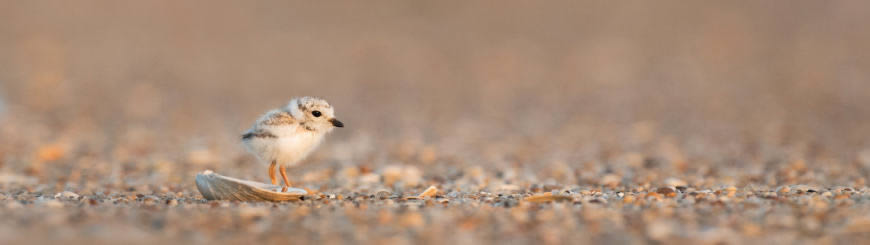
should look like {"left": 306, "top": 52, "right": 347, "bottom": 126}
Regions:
{"left": 790, "top": 185, "right": 818, "bottom": 193}
{"left": 655, "top": 187, "right": 676, "bottom": 197}
{"left": 416, "top": 186, "right": 438, "bottom": 198}
{"left": 525, "top": 193, "right": 572, "bottom": 203}
{"left": 834, "top": 194, "right": 850, "bottom": 200}
{"left": 54, "top": 191, "right": 80, "bottom": 199}
{"left": 142, "top": 196, "right": 159, "bottom": 205}
{"left": 375, "top": 190, "right": 392, "bottom": 199}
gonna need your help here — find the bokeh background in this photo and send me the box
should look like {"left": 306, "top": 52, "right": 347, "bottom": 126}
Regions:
{"left": 1, "top": 1, "right": 870, "bottom": 244}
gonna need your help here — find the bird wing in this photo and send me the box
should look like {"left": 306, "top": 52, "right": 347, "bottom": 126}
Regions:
{"left": 257, "top": 109, "right": 296, "bottom": 126}
{"left": 241, "top": 129, "right": 277, "bottom": 140}
{"left": 242, "top": 109, "right": 297, "bottom": 140}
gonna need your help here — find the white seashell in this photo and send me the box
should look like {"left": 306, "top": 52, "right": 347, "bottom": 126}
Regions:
{"left": 195, "top": 170, "right": 307, "bottom": 202}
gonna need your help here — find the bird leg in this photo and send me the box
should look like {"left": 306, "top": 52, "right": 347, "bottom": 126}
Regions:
{"left": 269, "top": 160, "right": 277, "bottom": 185}
{"left": 279, "top": 165, "right": 292, "bottom": 192}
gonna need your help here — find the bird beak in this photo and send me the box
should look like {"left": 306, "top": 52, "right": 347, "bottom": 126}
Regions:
{"left": 330, "top": 118, "right": 344, "bottom": 128}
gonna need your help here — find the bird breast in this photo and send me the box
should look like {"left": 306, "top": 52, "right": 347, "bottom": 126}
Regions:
{"left": 262, "top": 124, "right": 323, "bottom": 165}
{"left": 243, "top": 124, "right": 326, "bottom": 167}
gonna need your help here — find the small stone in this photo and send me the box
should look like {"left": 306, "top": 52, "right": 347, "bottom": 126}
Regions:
{"left": 834, "top": 186, "right": 854, "bottom": 194}
{"left": 656, "top": 187, "right": 676, "bottom": 197}
{"left": 790, "top": 185, "right": 817, "bottom": 193}
{"left": 645, "top": 192, "right": 662, "bottom": 200}
{"left": 588, "top": 198, "right": 607, "bottom": 204}
{"left": 724, "top": 186, "right": 737, "bottom": 197}
{"left": 375, "top": 190, "right": 392, "bottom": 199}
{"left": 142, "top": 196, "right": 159, "bottom": 205}
{"left": 54, "top": 191, "right": 80, "bottom": 199}
{"left": 416, "top": 186, "right": 438, "bottom": 199}
{"left": 525, "top": 193, "right": 572, "bottom": 203}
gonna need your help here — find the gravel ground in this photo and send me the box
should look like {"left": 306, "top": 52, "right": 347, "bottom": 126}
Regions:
{"left": 2, "top": 1, "right": 870, "bottom": 244}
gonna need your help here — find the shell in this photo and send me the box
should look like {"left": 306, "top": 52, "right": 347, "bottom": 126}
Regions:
{"left": 195, "top": 170, "right": 307, "bottom": 202}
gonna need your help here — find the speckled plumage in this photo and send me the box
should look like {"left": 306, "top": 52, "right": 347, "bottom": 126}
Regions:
{"left": 241, "top": 97, "right": 343, "bottom": 187}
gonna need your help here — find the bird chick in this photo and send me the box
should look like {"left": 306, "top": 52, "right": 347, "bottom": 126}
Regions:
{"left": 242, "top": 97, "right": 344, "bottom": 192}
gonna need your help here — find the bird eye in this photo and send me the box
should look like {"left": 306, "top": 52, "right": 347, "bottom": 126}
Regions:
{"left": 312, "top": 111, "right": 322, "bottom": 117}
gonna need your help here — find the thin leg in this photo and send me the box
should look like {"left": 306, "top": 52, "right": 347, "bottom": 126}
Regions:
{"left": 279, "top": 165, "right": 292, "bottom": 192}
{"left": 269, "top": 160, "right": 277, "bottom": 185}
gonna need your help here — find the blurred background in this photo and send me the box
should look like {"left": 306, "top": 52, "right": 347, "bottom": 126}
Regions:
{"left": 1, "top": 0, "right": 869, "bottom": 189}
{"left": 4, "top": 1, "right": 870, "bottom": 244}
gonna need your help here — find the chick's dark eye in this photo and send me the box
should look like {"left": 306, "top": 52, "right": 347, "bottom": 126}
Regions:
{"left": 312, "top": 111, "right": 322, "bottom": 117}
